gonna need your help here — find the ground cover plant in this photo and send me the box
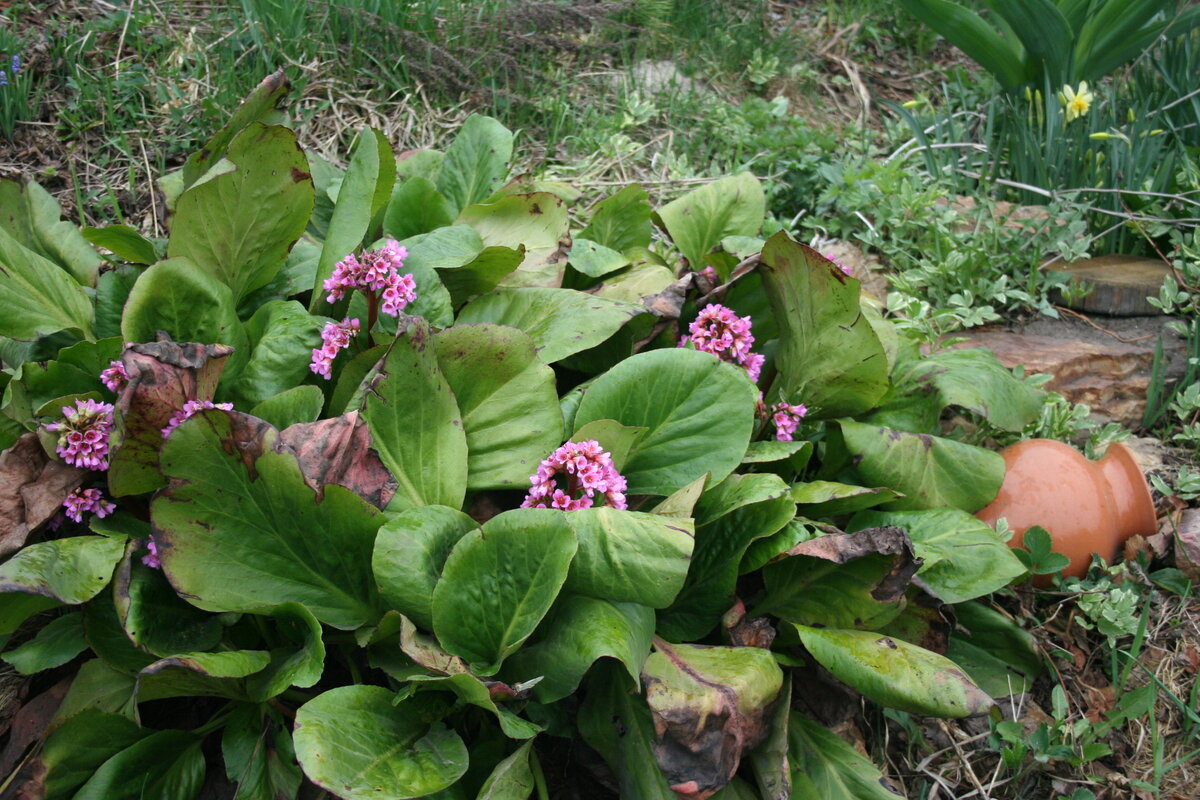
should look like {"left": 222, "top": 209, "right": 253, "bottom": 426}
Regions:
{"left": 0, "top": 79, "right": 1074, "bottom": 799}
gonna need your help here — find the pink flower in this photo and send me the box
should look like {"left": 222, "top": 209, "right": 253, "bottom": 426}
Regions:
{"left": 309, "top": 317, "right": 360, "bottom": 380}
{"left": 161, "top": 399, "right": 234, "bottom": 438}
{"left": 522, "top": 440, "right": 628, "bottom": 511}
{"left": 45, "top": 398, "right": 115, "bottom": 470}
{"left": 323, "top": 240, "right": 416, "bottom": 316}
{"left": 686, "top": 304, "right": 763, "bottom": 382}
{"left": 142, "top": 536, "right": 161, "bottom": 569}
{"left": 100, "top": 361, "right": 128, "bottom": 393}
{"left": 771, "top": 402, "right": 808, "bottom": 441}
{"left": 823, "top": 252, "right": 853, "bottom": 277}
{"left": 62, "top": 487, "right": 116, "bottom": 523}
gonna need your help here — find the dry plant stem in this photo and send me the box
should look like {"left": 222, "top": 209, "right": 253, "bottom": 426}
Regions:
{"left": 1052, "top": 306, "right": 1157, "bottom": 344}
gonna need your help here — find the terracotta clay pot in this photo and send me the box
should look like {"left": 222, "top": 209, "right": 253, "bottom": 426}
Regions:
{"left": 975, "top": 439, "right": 1157, "bottom": 580}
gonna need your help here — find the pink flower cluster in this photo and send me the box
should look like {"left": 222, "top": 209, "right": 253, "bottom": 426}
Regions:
{"left": 685, "top": 304, "right": 765, "bottom": 382}
{"left": 46, "top": 398, "right": 115, "bottom": 470}
{"left": 324, "top": 240, "right": 417, "bottom": 316}
{"left": 100, "top": 360, "right": 128, "bottom": 393}
{"left": 771, "top": 402, "right": 809, "bottom": 442}
{"left": 824, "top": 252, "right": 853, "bottom": 277}
{"left": 522, "top": 440, "right": 628, "bottom": 511}
{"left": 142, "top": 536, "right": 161, "bottom": 569}
{"left": 62, "top": 487, "right": 116, "bottom": 523}
{"left": 161, "top": 399, "right": 234, "bottom": 438}
{"left": 310, "top": 317, "right": 360, "bottom": 380}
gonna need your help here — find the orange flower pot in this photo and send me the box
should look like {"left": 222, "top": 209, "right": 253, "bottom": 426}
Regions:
{"left": 975, "top": 439, "right": 1157, "bottom": 580}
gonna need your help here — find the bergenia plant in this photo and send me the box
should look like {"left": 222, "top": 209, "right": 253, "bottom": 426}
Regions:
{"left": 0, "top": 72, "right": 1052, "bottom": 800}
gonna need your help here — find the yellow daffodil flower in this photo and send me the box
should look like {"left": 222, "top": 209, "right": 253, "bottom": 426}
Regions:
{"left": 1060, "top": 82, "right": 1094, "bottom": 123}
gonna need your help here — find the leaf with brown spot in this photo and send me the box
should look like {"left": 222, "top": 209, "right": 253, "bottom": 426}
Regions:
{"left": 642, "top": 640, "right": 783, "bottom": 800}
{"left": 754, "top": 527, "right": 921, "bottom": 631}
{"left": 278, "top": 410, "right": 396, "bottom": 509}
{"left": 0, "top": 434, "right": 86, "bottom": 557}
{"left": 107, "top": 339, "right": 233, "bottom": 497}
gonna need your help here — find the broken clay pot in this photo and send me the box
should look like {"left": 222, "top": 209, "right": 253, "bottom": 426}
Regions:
{"left": 976, "top": 439, "right": 1157, "bottom": 580}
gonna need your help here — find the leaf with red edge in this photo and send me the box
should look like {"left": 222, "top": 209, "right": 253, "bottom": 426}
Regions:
{"left": 107, "top": 339, "right": 234, "bottom": 497}
{"left": 642, "top": 640, "right": 783, "bottom": 800}
{"left": 278, "top": 410, "right": 397, "bottom": 509}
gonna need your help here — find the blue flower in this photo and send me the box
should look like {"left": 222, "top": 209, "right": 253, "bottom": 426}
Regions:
{"left": 10, "top": 55, "right": 20, "bottom": 75}
{"left": 0, "top": 70, "right": 8, "bottom": 87}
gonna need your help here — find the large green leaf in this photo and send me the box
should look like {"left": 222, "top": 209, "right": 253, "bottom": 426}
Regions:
{"left": 433, "top": 324, "right": 562, "bottom": 489}
{"left": 1, "top": 611, "right": 88, "bottom": 674}
{"left": 0, "top": 224, "right": 94, "bottom": 341}
{"left": 658, "top": 473, "right": 794, "bottom": 641}
{"left": 476, "top": 740, "right": 535, "bottom": 800}
{"left": 849, "top": 509, "right": 1026, "bottom": 603}
{"left": 362, "top": 318, "right": 469, "bottom": 511}
{"left": 384, "top": 176, "right": 456, "bottom": 240}
{"left": 308, "top": 128, "right": 393, "bottom": 313}
{"left": 759, "top": 234, "right": 888, "bottom": 418}
{"left": 83, "top": 224, "right": 159, "bottom": 266}
{"left": 944, "top": 600, "right": 1043, "bottom": 697}
{"left": 373, "top": 505, "right": 479, "bottom": 630}
{"left": 168, "top": 123, "right": 315, "bottom": 304}
{"left": 642, "top": 640, "right": 783, "bottom": 798}
{"left": 120, "top": 258, "right": 248, "bottom": 380}
{"left": 94, "top": 265, "right": 141, "bottom": 340}
{"left": 114, "top": 554, "right": 223, "bottom": 657}
{"left": 894, "top": 348, "right": 1045, "bottom": 433}
{"left": 294, "top": 686, "right": 468, "bottom": 800}
{"left": 563, "top": 507, "right": 694, "bottom": 608}
{"left": 505, "top": 594, "right": 654, "bottom": 703}
{"left": 455, "top": 288, "right": 645, "bottom": 364}
{"left": 788, "top": 713, "right": 901, "bottom": 800}
{"left": 792, "top": 481, "right": 902, "bottom": 518}
{"left": 989, "top": 0, "right": 1072, "bottom": 84}
{"left": 226, "top": 300, "right": 324, "bottom": 408}
{"left": 431, "top": 509, "right": 577, "bottom": 675}
{"left": 794, "top": 625, "right": 993, "bottom": 717}
{"left": 0, "top": 178, "right": 100, "bottom": 285}
{"left": 182, "top": 69, "right": 290, "bottom": 189}
{"left": 152, "top": 411, "right": 383, "bottom": 629}
{"left": 573, "top": 349, "right": 758, "bottom": 496}
{"left": 656, "top": 173, "right": 764, "bottom": 268}
{"left": 578, "top": 183, "right": 653, "bottom": 253}
{"left": 436, "top": 114, "right": 514, "bottom": 216}
{"left": 38, "top": 710, "right": 152, "bottom": 799}
{"left": 0, "top": 536, "right": 125, "bottom": 605}
{"left": 578, "top": 660, "right": 676, "bottom": 800}
{"left": 72, "top": 729, "right": 206, "bottom": 800}
{"left": 457, "top": 193, "right": 569, "bottom": 287}
{"left": 249, "top": 385, "right": 324, "bottom": 429}
{"left": 839, "top": 420, "right": 1004, "bottom": 512}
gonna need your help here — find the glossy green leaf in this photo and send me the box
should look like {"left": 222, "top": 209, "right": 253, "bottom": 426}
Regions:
{"left": 759, "top": 234, "right": 888, "bottom": 418}
{"left": 742, "top": 440, "right": 812, "bottom": 465}
{"left": 142, "top": 649, "right": 271, "bottom": 681}
{"left": 656, "top": 173, "right": 764, "bottom": 268}
{"left": 457, "top": 193, "right": 569, "bottom": 287}
{"left": 476, "top": 740, "right": 535, "bottom": 800}
{"left": 840, "top": 420, "right": 1005, "bottom": 512}
{"left": 0, "top": 536, "right": 125, "bottom": 605}
{"left": 73, "top": 729, "right": 205, "bottom": 800}
{"left": 182, "top": 69, "right": 290, "bottom": 188}
{"left": 1, "top": 611, "right": 87, "bottom": 674}
{"left": 0, "top": 224, "right": 94, "bottom": 341}
{"left": 944, "top": 601, "right": 1042, "bottom": 697}
{"left": 244, "top": 602, "right": 326, "bottom": 700}
{"left": 53, "top": 659, "right": 137, "bottom": 721}
{"left": 374, "top": 505, "right": 479, "bottom": 630}
{"left": 456, "top": 288, "right": 645, "bottom": 364}
{"left": 384, "top": 176, "right": 456, "bottom": 240}
{"left": 114, "top": 554, "right": 223, "bottom": 657}
{"left": 794, "top": 625, "right": 993, "bottom": 717}
{"left": 895, "top": 348, "right": 1046, "bottom": 433}
{"left": 437, "top": 114, "right": 514, "bottom": 215}
{"left": 249, "top": 385, "right": 324, "bottom": 429}
{"left": 788, "top": 712, "right": 901, "bottom": 800}
{"left": 578, "top": 183, "right": 653, "bottom": 253}
{"left": 362, "top": 318, "right": 468, "bottom": 511}
{"left": 168, "top": 123, "right": 314, "bottom": 304}
{"left": 563, "top": 507, "right": 694, "bottom": 608}
{"left": 849, "top": 509, "right": 1026, "bottom": 603}
{"left": 574, "top": 349, "right": 758, "bottom": 496}
{"left": 568, "top": 237, "right": 628, "bottom": 279}
{"left": 294, "top": 685, "right": 468, "bottom": 800}
{"left": 432, "top": 509, "right": 577, "bottom": 675}
{"left": 152, "top": 411, "right": 383, "bottom": 629}
{"left": 792, "top": 481, "right": 902, "bottom": 518}
{"left": 506, "top": 594, "right": 654, "bottom": 703}
{"left": 39, "top": 710, "right": 152, "bottom": 799}
{"left": 658, "top": 473, "right": 794, "bottom": 641}
{"left": 120, "top": 258, "right": 248, "bottom": 379}
{"left": 227, "top": 300, "right": 324, "bottom": 408}
{"left": 0, "top": 178, "right": 101, "bottom": 285}
{"left": 83, "top": 224, "right": 159, "bottom": 265}
{"left": 93, "top": 265, "right": 140, "bottom": 340}
{"left": 434, "top": 324, "right": 562, "bottom": 489}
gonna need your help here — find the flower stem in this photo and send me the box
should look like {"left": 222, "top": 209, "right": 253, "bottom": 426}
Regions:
{"left": 366, "top": 290, "right": 379, "bottom": 349}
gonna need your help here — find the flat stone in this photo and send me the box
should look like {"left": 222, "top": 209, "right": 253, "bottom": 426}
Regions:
{"left": 950, "top": 330, "right": 1156, "bottom": 425}
{"left": 1049, "top": 254, "right": 1173, "bottom": 316}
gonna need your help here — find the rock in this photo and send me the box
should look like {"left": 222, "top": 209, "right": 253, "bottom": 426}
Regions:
{"left": 629, "top": 61, "right": 702, "bottom": 95}
{"left": 1174, "top": 508, "right": 1200, "bottom": 582}
{"left": 1049, "top": 254, "right": 1173, "bottom": 316}
{"left": 950, "top": 330, "right": 1156, "bottom": 426}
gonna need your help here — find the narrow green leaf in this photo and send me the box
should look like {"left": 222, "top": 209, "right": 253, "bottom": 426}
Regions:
{"left": 894, "top": 0, "right": 1026, "bottom": 88}
{"left": 476, "top": 740, "right": 535, "bottom": 800}
{"left": 83, "top": 224, "right": 159, "bottom": 265}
